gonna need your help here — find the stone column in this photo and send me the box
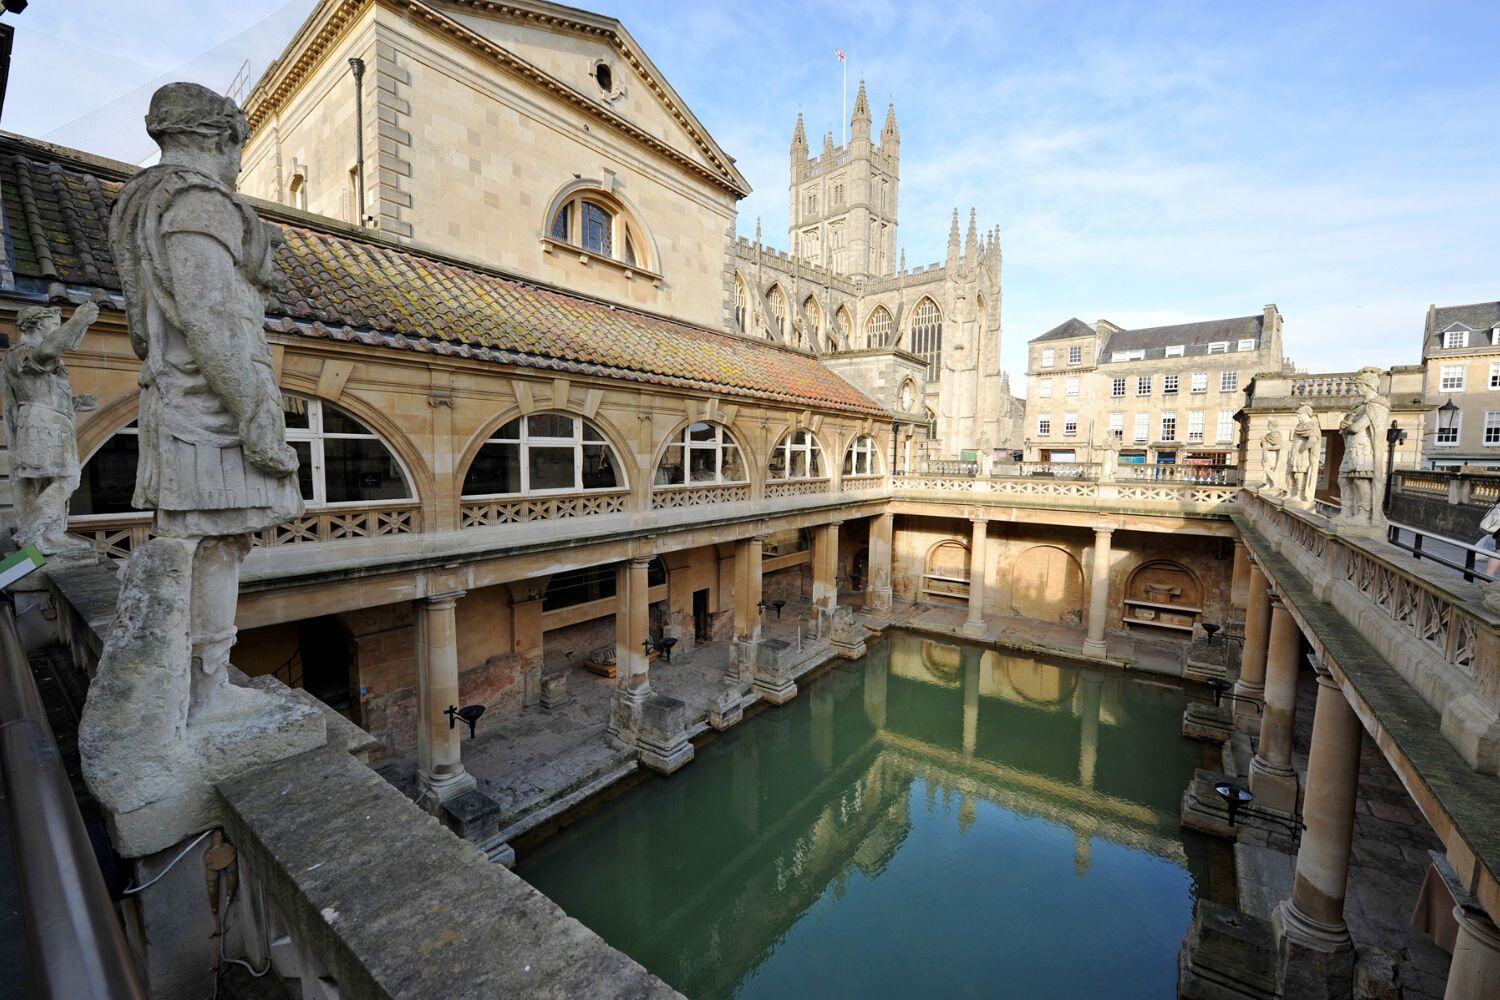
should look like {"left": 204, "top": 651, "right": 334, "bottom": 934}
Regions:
{"left": 1230, "top": 542, "right": 1251, "bottom": 613}
{"left": 962, "top": 646, "right": 981, "bottom": 756}
{"left": 1235, "top": 564, "right": 1272, "bottom": 732}
{"left": 1275, "top": 660, "right": 1361, "bottom": 997}
{"left": 812, "top": 521, "right": 840, "bottom": 610}
{"left": 733, "top": 535, "right": 765, "bottom": 646}
{"left": 1445, "top": 904, "right": 1500, "bottom": 1000}
{"left": 607, "top": 556, "right": 652, "bottom": 746}
{"left": 1079, "top": 674, "right": 1103, "bottom": 792}
{"left": 866, "top": 512, "right": 894, "bottom": 613}
{"left": 1082, "top": 525, "right": 1115, "bottom": 659}
{"left": 1250, "top": 594, "right": 1302, "bottom": 814}
{"left": 416, "top": 591, "right": 475, "bottom": 809}
{"left": 962, "top": 517, "right": 989, "bottom": 637}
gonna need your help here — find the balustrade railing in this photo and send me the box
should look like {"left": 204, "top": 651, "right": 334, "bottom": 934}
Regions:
{"left": 764, "top": 478, "right": 831, "bottom": 499}
{"left": 69, "top": 501, "right": 423, "bottom": 558}
{"left": 1291, "top": 373, "right": 1361, "bottom": 398}
{"left": 649, "top": 483, "right": 752, "bottom": 509}
{"left": 1119, "top": 463, "right": 1242, "bottom": 485}
{"left": 1392, "top": 468, "right": 1500, "bottom": 508}
{"left": 460, "top": 490, "right": 629, "bottom": 527}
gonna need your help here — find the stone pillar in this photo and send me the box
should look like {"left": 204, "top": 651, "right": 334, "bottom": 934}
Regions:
{"left": 416, "top": 591, "right": 475, "bottom": 809}
{"left": 1082, "top": 525, "right": 1115, "bottom": 659}
{"left": 812, "top": 521, "right": 840, "bottom": 610}
{"left": 864, "top": 642, "right": 888, "bottom": 729}
{"left": 607, "top": 556, "right": 652, "bottom": 746}
{"left": 1445, "top": 905, "right": 1500, "bottom": 1000}
{"left": 962, "top": 517, "right": 989, "bottom": 637}
{"left": 1250, "top": 594, "right": 1302, "bottom": 815}
{"left": 962, "top": 646, "right": 980, "bottom": 756}
{"left": 1079, "top": 674, "right": 1103, "bottom": 792}
{"left": 1275, "top": 660, "right": 1361, "bottom": 998}
{"left": 506, "top": 581, "right": 546, "bottom": 708}
{"left": 734, "top": 535, "right": 764, "bottom": 645}
{"left": 866, "top": 512, "right": 894, "bottom": 614}
{"left": 1230, "top": 542, "right": 1251, "bottom": 613}
{"left": 1235, "top": 565, "right": 1272, "bottom": 733}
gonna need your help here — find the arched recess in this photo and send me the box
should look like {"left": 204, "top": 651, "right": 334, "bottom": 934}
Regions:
{"left": 765, "top": 283, "right": 790, "bottom": 343}
{"left": 1002, "top": 655, "right": 1078, "bottom": 708}
{"left": 923, "top": 538, "right": 970, "bottom": 602}
{"left": 1009, "top": 544, "right": 1084, "bottom": 624}
{"left": 1124, "top": 560, "right": 1202, "bottom": 632}
{"left": 802, "top": 294, "right": 824, "bottom": 352}
{"left": 842, "top": 434, "right": 882, "bottom": 477}
{"left": 832, "top": 305, "right": 852, "bottom": 352}
{"left": 865, "top": 305, "right": 894, "bottom": 348}
{"left": 909, "top": 296, "right": 943, "bottom": 379}
{"left": 542, "top": 179, "right": 659, "bottom": 271}
{"left": 651, "top": 418, "right": 750, "bottom": 488}
{"left": 70, "top": 388, "right": 428, "bottom": 516}
{"left": 458, "top": 408, "right": 630, "bottom": 498}
{"left": 733, "top": 273, "right": 749, "bottom": 334}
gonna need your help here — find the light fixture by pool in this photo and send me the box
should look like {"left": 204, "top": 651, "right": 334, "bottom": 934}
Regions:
{"left": 445, "top": 704, "right": 486, "bottom": 739}
{"left": 1213, "top": 781, "right": 1253, "bottom": 827}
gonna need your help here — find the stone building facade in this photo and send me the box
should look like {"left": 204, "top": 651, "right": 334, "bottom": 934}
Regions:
{"left": 1416, "top": 299, "right": 1500, "bottom": 469}
{"left": 1023, "top": 307, "right": 1287, "bottom": 466}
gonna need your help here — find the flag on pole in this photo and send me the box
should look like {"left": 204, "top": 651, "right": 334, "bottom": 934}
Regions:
{"left": 835, "top": 49, "right": 846, "bottom": 62}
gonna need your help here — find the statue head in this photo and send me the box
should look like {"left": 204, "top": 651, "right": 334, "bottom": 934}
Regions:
{"left": 1353, "top": 366, "right": 1381, "bottom": 399}
{"left": 15, "top": 305, "right": 61, "bottom": 344}
{"left": 1266, "top": 418, "right": 1278, "bottom": 430}
{"left": 1296, "top": 402, "right": 1315, "bottom": 420}
{"left": 146, "top": 82, "right": 249, "bottom": 187}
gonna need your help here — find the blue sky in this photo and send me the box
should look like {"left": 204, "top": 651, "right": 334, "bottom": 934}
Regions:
{"left": 7, "top": 1, "right": 1499, "bottom": 384}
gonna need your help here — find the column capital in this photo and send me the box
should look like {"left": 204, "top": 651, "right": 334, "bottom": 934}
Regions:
{"left": 1267, "top": 589, "right": 1287, "bottom": 609}
{"left": 629, "top": 555, "right": 654, "bottom": 568}
{"left": 1309, "top": 654, "right": 1339, "bottom": 687}
{"left": 969, "top": 515, "right": 990, "bottom": 526}
{"left": 1093, "top": 524, "right": 1116, "bottom": 536}
{"left": 422, "top": 590, "right": 467, "bottom": 608}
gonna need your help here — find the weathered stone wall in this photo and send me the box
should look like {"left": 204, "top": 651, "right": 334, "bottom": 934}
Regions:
{"left": 1389, "top": 492, "right": 1488, "bottom": 541}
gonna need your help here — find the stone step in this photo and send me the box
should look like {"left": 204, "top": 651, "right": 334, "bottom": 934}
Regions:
{"left": 493, "top": 745, "right": 638, "bottom": 844}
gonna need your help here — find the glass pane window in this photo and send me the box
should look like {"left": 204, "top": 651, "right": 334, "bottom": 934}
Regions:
{"left": 1485, "top": 412, "right": 1500, "bottom": 446}
{"left": 1133, "top": 413, "right": 1149, "bottom": 442}
{"left": 1111, "top": 377, "right": 1125, "bottom": 397}
{"left": 866, "top": 307, "right": 892, "bottom": 348}
{"left": 71, "top": 421, "right": 139, "bottom": 516}
{"left": 1068, "top": 345, "right": 1082, "bottom": 365}
{"left": 462, "top": 411, "right": 624, "bottom": 496}
{"left": 1445, "top": 329, "right": 1469, "bottom": 349}
{"left": 278, "top": 396, "right": 415, "bottom": 507}
{"left": 1041, "top": 348, "right": 1055, "bottom": 368}
{"left": 652, "top": 422, "right": 747, "bottom": 487}
{"left": 843, "top": 435, "right": 879, "bottom": 477}
{"left": 1161, "top": 412, "right": 1178, "bottom": 441}
{"left": 1191, "top": 372, "right": 1208, "bottom": 393}
{"left": 1490, "top": 363, "right": 1500, "bottom": 390}
{"left": 1137, "top": 376, "right": 1151, "bottom": 396}
{"left": 1039, "top": 379, "right": 1053, "bottom": 398}
{"left": 910, "top": 298, "right": 943, "bottom": 380}
{"left": 769, "top": 428, "right": 825, "bottom": 481}
{"left": 1164, "top": 374, "right": 1180, "bottom": 394}
{"left": 1065, "top": 376, "right": 1080, "bottom": 396}
{"left": 1220, "top": 371, "right": 1239, "bottom": 392}
{"left": 581, "top": 201, "right": 613, "bottom": 256}
{"left": 1217, "top": 411, "right": 1234, "bottom": 442}
{"left": 550, "top": 202, "right": 571, "bottom": 241}
{"left": 1440, "top": 365, "right": 1466, "bottom": 391}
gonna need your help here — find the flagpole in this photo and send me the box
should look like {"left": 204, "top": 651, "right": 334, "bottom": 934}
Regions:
{"left": 841, "top": 57, "right": 847, "bottom": 145}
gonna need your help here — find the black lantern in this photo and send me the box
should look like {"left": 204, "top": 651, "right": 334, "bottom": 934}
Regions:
{"left": 1436, "top": 398, "right": 1461, "bottom": 439}
{"left": 1213, "top": 781, "right": 1254, "bottom": 827}
{"left": 445, "top": 704, "right": 486, "bottom": 739}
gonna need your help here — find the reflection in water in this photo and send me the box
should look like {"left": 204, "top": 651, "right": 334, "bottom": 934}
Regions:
{"left": 518, "top": 633, "right": 1211, "bottom": 999}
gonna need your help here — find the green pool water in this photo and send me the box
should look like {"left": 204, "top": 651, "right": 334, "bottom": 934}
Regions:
{"left": 518, "top": 633, "right": 1212, "bottom": 999}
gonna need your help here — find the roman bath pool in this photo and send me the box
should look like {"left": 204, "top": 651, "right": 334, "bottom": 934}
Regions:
{"left": 518, "top": 633, "right": 1218, "bottom": 998}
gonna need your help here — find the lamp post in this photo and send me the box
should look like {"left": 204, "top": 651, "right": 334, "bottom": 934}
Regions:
{"left": 348, "top": 57, "right": 366, "bottom": 227}
{"left": 1383, "top": 419, "right": 1407, "bottom": 513}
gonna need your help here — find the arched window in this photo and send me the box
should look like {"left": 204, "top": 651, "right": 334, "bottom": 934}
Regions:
{"left": 548, "top": 191, "right": 646, "bottom": 268}
{"left": 832, "top": 306, "right": 852, "bottom": 352}
{"left": 802, "top": 295, "right": 823, "bottom": 351}
{"left": 766, "top": 285, "right": 788, "bottom": 341}
{"left": 865, "top": 306, "right": 893, "bottom": 348}
{"left": 733, "top": 276, "right": 748, "bottom": 334}
{"left": 911, "top": 297, "right": 943, "bottom": 379}
{"left": 768, "top": 428, "right": 824, "bottom": 481}
{"left": 923, "top": 540, "right": 970, "bottom": 602}
{"left": 283, "top": 395, "right": 415, "bottom": 505}
{"left": 655, "top": 422, "right": 746, "bottom": 486}
{"left": 72, "top": 397, "right": 417, "bottom": 513}
{"left": 462, "top": 413, "right": 622, "bottom": 497}
{"left": 843, "top": 434, "right": 880, "bottom": 477}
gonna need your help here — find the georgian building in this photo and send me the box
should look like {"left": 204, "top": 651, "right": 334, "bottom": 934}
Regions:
{"left": 1023, "top": 307, "right": 1287, "bottom": 467}
{"left": 1417, "top": 300, "right": 1500, "bottom": 469}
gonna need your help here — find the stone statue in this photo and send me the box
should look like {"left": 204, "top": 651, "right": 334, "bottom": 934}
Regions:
{"left": 1095, "top": 435, "right": 1118, "bottom": 481}
{"left": 1285, "top": 403, "right": 1320, "bottom": 508}
{"left": 1334, "top": 366, "right": 1389, "bottom": 532}
{"left": 1259, "top": 419, "right": 1283, "bottom": 495}
{"left": 3, "top": 301, "right": 100, "bottom": 559}
{"left": 81, "top": 83, "right": 323, "bottom": 858}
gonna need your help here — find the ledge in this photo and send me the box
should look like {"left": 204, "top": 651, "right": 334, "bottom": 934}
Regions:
{"left": 218, "top": 746, "right": 679, "bottom": 998}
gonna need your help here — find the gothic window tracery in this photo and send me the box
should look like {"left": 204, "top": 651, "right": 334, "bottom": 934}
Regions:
{"left": 865, "top": 306, "right": 893, "bottom": 348}
{"left": 911, "top": 297, "right": 943, "bottom": 379}
{"left": 766, "top": 285, "right": 789, "bottom": 341}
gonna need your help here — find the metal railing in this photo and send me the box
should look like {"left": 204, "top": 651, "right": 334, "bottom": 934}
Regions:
{"left": 1387, "top": 522, "right": 1498, "bottom": 584}
{"left": 0, "top": 595, "right": 147, "bottom": 998}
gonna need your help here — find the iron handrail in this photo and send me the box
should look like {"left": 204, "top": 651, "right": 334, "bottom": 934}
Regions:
{"left": 0, "top": 594, "right": 147, "bottom": 998}
{"left": 1386, "top": 521, "right": 1498, "bottom": 584}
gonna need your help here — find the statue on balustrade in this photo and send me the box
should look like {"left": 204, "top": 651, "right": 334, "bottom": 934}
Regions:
{"left": 1334, "top": 367, "right": 1389, "bottom": 532}
{"left": 1285, "top": 403, "right": 1320, "bottom": 508}
{"left": 2, "top": 300, "right": 101, "bottom": 561}
{"left": 1259, "top": 419, "right": 1283, "bottom": 495}
{"left": 81, "top": 83, "right": 323, "bottom": 859}
{"left": 1095, "top": 434, "right": 1118, "bottom": 482}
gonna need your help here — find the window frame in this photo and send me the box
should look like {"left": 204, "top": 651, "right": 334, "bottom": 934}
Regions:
{"left": 462, "top": 412, "right": 625, "bottom": 498}
{"left": 1067, "top": 344, "right": 1083, "bottom": 365}
{"left": 1444, "top": 327, "right": 1470, "bottom": 349}
{"left": 910, "top": 298, "right": 944, "bottom": 380}
{"left": 1435, "top": 413, "right": 1462, "bottom": 446}
{"left": 843, "top": 434, "right": 882, "bottom": 478}
{"left": 1065, "top": 375, "right": 1080, "bottom": 397}
{"left": 1063, "top": 412, "right": 1079, "bottom": 437}
{"left": 1206, "top": 342, "right": 1229, "bottom": 354}
{"left": 281, "top": 395, "right": 417, "bottom": 509}
{"left": 1440, "top": 365, "right": 1467, "bottom": 392}
{"left": 1163, "top": 374, "right": 1180, "bottom": 395}
{"left": 1038, "top": 378, "right": 1053, "bottom": 398}
{"left": 1136, "top": 375, "right": 1152, "bottom": 396}
{"left": 1191, "top": 371, "right": 1208, "bottom": 393}
{"left": 1161, "top": 411, "right": 1178, "bottom": 442}
{"left": 1041, "top": 348, "right": 1055, "bottom": 368}
{"left": 1220, "top": 371, "right": 1239, "bottom": 393}
{"left": 1111, "top": 377, "right": 1126, "bottom": 398}
{"left": 866, "top": 306, "right": 894, "bottom": 348}
{"left": 654, "top": 421, "right": 748, "bottom": 488}
{"left": 1037, "top": 413, "right": 1052, "bottom": 437}
{"left": 767, "top": 428, "right": 827, "bottom": 481}
{"left": 547, "top": 191, "right": 649, "bottom": 271}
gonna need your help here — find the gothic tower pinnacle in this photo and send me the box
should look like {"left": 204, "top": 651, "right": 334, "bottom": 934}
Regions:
{"left": 851, "top": 79, "right": 871, "bottom": 142}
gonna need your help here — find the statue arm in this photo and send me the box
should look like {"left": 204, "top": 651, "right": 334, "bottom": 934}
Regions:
{"left": 36, "top": 301, "right": 99, "bottom": 359}
{"left": 163, "top": 232, "right": 296, "bottom": 475}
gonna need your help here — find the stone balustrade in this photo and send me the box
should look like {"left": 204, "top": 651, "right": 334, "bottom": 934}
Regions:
{"left": 1239, "top": 490, "right": 1500, "bottom": 773}
{"left": 68, "top": 501, "right": 424, "bottom": 559}
{"left": 892, "top": 473, "right": 1242, "bottom": 514}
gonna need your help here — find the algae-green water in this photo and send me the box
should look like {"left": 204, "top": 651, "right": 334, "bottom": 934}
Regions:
{"left": 518, "top": 633, "right": 1212, "bottom": 999}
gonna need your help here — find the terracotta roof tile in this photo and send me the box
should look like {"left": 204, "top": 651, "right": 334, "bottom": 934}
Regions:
{"left": 0, "top": 138, "right": 884, "bottom": 417}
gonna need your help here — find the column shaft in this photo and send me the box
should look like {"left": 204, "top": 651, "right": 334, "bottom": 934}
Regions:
{"left": 1082, "top": 526, "right": 1114, "bottom": 658}
{"left": 416, "top": 592, "right": 473, "bottom": 806}
{"left": 734, "top": 537, "right": 764, "bottom": 644}
{"left": 1250, "top": 596, "right": 1302, "bottom": 813}
{"left": 866, "top": 512, "right": 894, "bottom": 613}
{"left": 962, "top": 518, "right": 988, "bottom": 636}
{"left": 1235, "top": 564, "right": 1271, "bottom": 729}
{"left": 1230, "top": 542, "right": 1251, "bottom": 612}
{"left": 1445, "top": 905, "right": 1500, "bottom": 1000}
{"left": 812, "top": 522, "right": 839, "bottom": 609}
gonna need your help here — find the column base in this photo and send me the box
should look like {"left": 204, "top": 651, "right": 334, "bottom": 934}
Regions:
{"left": 1249, "top": 755, "right": 1299, "bottom": 814}
{"left": 637, "top": 694, "right": 694, "bottom": 775}
{"left": 1177, "top": 900, "right": 1278, "bottom": 1000}
{"left": 1233, "top": 683, "right": 1264, "bottom": 735}
{"left": 418, "top": 766, "right": 476, "bottom": 814}
{"left": 1182, "top": 703, "right": 1233, "bottom": 744}
{"left": 865, "top": 586, "right": 893, "bottom": 617}
{"left": 1082, "top": 637, "right": 1109, "bottom": 659}
{"left": 1273, "top": 900, "right": 1353, "bottom": 1000}
{"left": 606, "top": 686, "right": 650, "bottom": 748}
{"left": 961, "top": 618, "right": 987, "bottom": 637}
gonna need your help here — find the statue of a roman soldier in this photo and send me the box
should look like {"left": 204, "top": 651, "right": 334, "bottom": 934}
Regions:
{"left": 1259, "top": 419, "right": 1283, "bottom": 494}
{"left": 1286, "top": 403, "right": 1320, "bottom": 508}
{"left": 1334, "top": 367, "right": 1388, "bottom": 531}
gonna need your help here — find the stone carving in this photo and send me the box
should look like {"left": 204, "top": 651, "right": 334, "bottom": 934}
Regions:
{"left": 3, "top": 301, "right": 101, "bottom": 560}
{"left": 1259, "top": 419, "right": 1283, "bottom": 495}
{"left": 80, "top": 83, "right": 323, "bottom": 857}
{"left": 1334, "top": 367, "right": 1389, "bottom": 532}
{"left": 1286, "top": 403, "right": 1320, "bottom": 508}
{"left": 1095, "top": 435, "right": 1118, "bottom": 481}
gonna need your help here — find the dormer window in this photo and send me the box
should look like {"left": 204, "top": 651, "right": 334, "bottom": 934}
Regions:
{"left": 547, "top": 190, "right": 647, "bottom": 270}
{"left": 1444, "top": 327, "right": 1470, "bottom": 349}
{"left": 1206, "top": 342, "right": 1229, "bottom": 354}
{"left": 1165, "top": 345, "right": 1184, "bottom": 358}
{"left": 1237, "top": 338, "right": 1256, "bottom": 351}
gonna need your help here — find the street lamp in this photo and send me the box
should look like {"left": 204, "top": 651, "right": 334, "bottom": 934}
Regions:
{"left": 1434, "top": 398, "right": 1461, "bottom": 463}
{"left": 1383, "top": 420, "right": 1408, "bottom": 513}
